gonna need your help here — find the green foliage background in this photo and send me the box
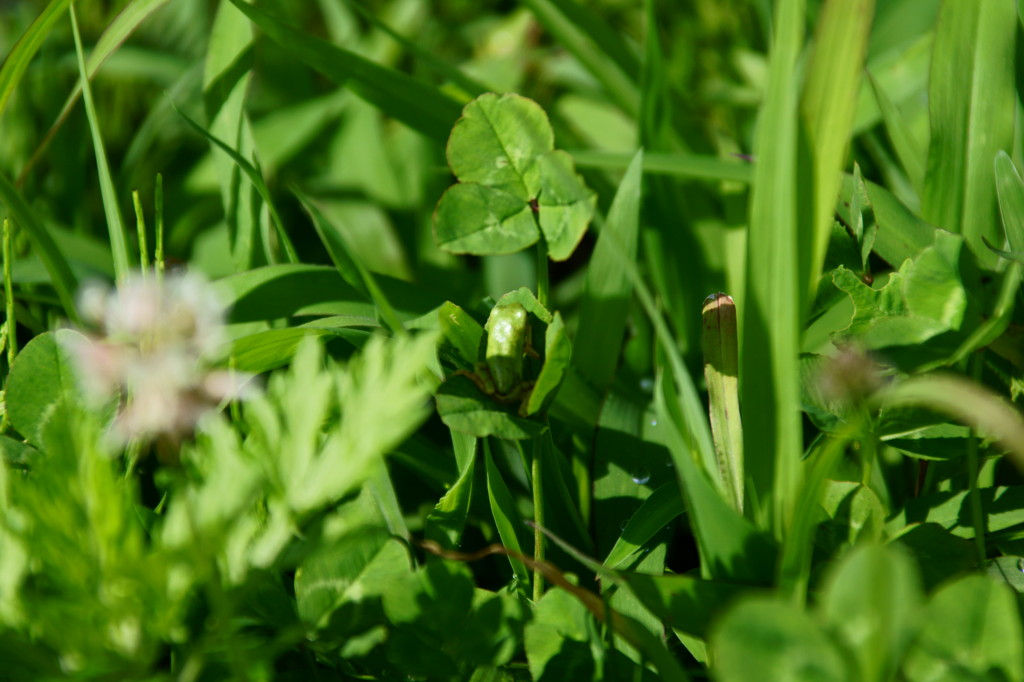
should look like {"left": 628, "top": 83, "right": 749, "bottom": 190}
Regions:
{"left": 3, "top": 0, "right": 1024, "bottom": 680}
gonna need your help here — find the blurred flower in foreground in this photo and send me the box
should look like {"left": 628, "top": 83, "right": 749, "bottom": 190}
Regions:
{"left": 64, "top": 271, "right": 256, "bottom": 445}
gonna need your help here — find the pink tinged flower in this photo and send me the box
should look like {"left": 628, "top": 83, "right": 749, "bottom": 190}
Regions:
{"left": 62, "top": 334, "right": 131, "bottom": 404}
{"left": 67, "top": 270, "right": 257, "bottom": 445}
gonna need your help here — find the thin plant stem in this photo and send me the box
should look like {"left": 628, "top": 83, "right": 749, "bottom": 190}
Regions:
{"left": 532, "top": 435, "right": 545, "bottom": 602}
{"left": 124, "top": 439, "right": 143, "bottom": 478}
{"left": 859, "top": 405, "right": 877, "bottom": 488}
{"left": 70, "top": 3, "right": 131, "bottom": 284}
{"left": 3, "top": 218, "right": 16, "bottom": 367}
{"left": 132, "top": 189, "right": 149, "bottom": 273}
{"left": 532, "top": 212, "right": 551, "bottom": 593}
{"left": 155, "top": 173, "right": 165, "bottom": 285}
{"left": 967, "top": 352, "right": 987, "bottom": 563}
{"left": 1, "top": 218, "right": 15, "bottom": 434}
{"left": 534, "top": 208, "right": 549, "bottom": 307}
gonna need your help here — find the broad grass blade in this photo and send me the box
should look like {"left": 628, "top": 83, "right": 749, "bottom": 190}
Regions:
{"left": 922, "top": 0, "right": 1016, "bottom": 268}
{"left": 741, "top": 0, "right": 804, "bottom": 531}
{"left": 854, "top": 177, "right": 937, "bottom": 263}
{"left": 944, "top": 151, "right": 1024, "bottom": 362}
{"left": 867, "top": 71, "right": 926, "bottom": 194}
{"left": 425, "top": 433, "right": 476, "bottom": 550}
{"left": 603, "top": 482, "right": 684, "bottom": 570}
{"left": 484, "top": 443, "right": 532, "bottom": 590}
{"left": 295, "top": 190, "right": 405, "bottom": 336}
{"left": 367, "top": 465, "right": 410, "bottom": 540}
{"left": 204, "top": 0, "right": 262, "bottom": 271}
{"left": 574, "top": 149, "right": 642, "bottom": 392}
{"left": 996, "top": 151, "right": 1024, "bottom": 254}
{"left": 800, "top": 0, "right": 875, "bottom": 299}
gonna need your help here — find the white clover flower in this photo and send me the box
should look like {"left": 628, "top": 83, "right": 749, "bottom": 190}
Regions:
{"left": 65, "top": 270, "right": 256, "bottom": 446}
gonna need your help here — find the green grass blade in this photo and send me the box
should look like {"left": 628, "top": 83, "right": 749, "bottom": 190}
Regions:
{"left": 570, "top": 150, "right": 753, "bottom": 184}
{"left": 19, "top": 0, "right": 171, "bottom": 181}
{"left": 922, "top": 0, "right": 1016, "bottom": 268}
{"left": 3, "top": 218, "right": 17, "bottom": 380}
{"left": 867, "top": 70, "right": 926, "bottom": 194}
{"left": 776, "top": 430, "right": 855, "bottom": 600}
{"left": 484, "top": 443, "right": 532, "bottom": 590}
{"left": 0, "top": 175, "right": 79, "bottom": 323}
{"left": 204, "top": 0, "right": 261, "bottom": 271}
{"left": 602, "top": 482, "right": 684, "bottom": 570}
{"left": 228, "top": 0, "right": 461, "bottom": 143}
{"left": 944, "top": 151, "right": 1024, "bottom": 363}
{"left": 536, "top": 431, "right": 591, "bottom": 553}
{"left": 424, "top": 432, "right": 476, "bottom": 550}
{"left": 604, "top": 229, "right": 716, "bottom": 475}
{"left": 996, "top": 151, "right": 1024, "bottom": 254}
{"left": 851, "top": 176, "right": 938, "bottom": 263}
{"left": 589, "top": 221, "right": 727, "bottom": 595}
{"left": 294, "top": 190, "right": 405, "bottom": 336}
{"left": 0, "top": 0, "right": 72, "bottom": 119}
{"left": 656, "top": 369, "right": 776, "bottom": 584}
{"left": 639, "top": 0, "right": 666, "bottom": 148}
{"left": 174, "top": 105, "right": 298, "bottom": 264}
{"left": 884, "top": 374, "right": 1024, "bottom": 468}
{"left": 367, "top": 464, "right": 410, "bottom": 541}
{"left": 574, "top": 149, "right": 642, "bottom": 392}
{"left": 741, "top": 0, "right": 804, "bottom": 532}
{"left": 70, "top": 4, "right": 132, "bottom": 283}
{"left": 800, "top": 0, "right": 874, "bottom": 304}
{"left": 519, "top": 0, "right": 639, "bottom": 115}
{"left": 131, "top": 190, "right": 148, "bottom": 270}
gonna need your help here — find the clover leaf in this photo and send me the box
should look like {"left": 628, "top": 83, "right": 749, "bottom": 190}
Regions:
{"left": 433, "top": 93, "right": 596, "bottom": 261}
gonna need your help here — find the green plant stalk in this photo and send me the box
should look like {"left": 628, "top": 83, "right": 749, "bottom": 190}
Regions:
{"left": 967, "top": 353, "right": 987, "bottom": 563}
{"left": 132, "top": 189, "right": 149, "bottom": 272}
{"left": 858, "top": 407, "right": 877, "bottom": 489}
{"left": 154, "top": 173, "right": 164, "bottom": 285}
{"left": 701, "top": 293, "right": 743, "bottom": 513}
{"left": 536, "top": 237, "right": 550, "bottom": 308}
{"left": 3, "top": 218, "right": 16, "bottom": 369}
{"left": 777, "top": 425, "right": 859, "bottom": 604}
{"left": 70, "top": 3, "right": 131, "bottom": 284}
{"left": 228, "top": 355, "right": 242, "bottom": 425}
{"left": 532, "top": 436, "right": 545, "bottom": 602}
{"left": 1, "top": 218, "right": 14, "bottom": 435}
